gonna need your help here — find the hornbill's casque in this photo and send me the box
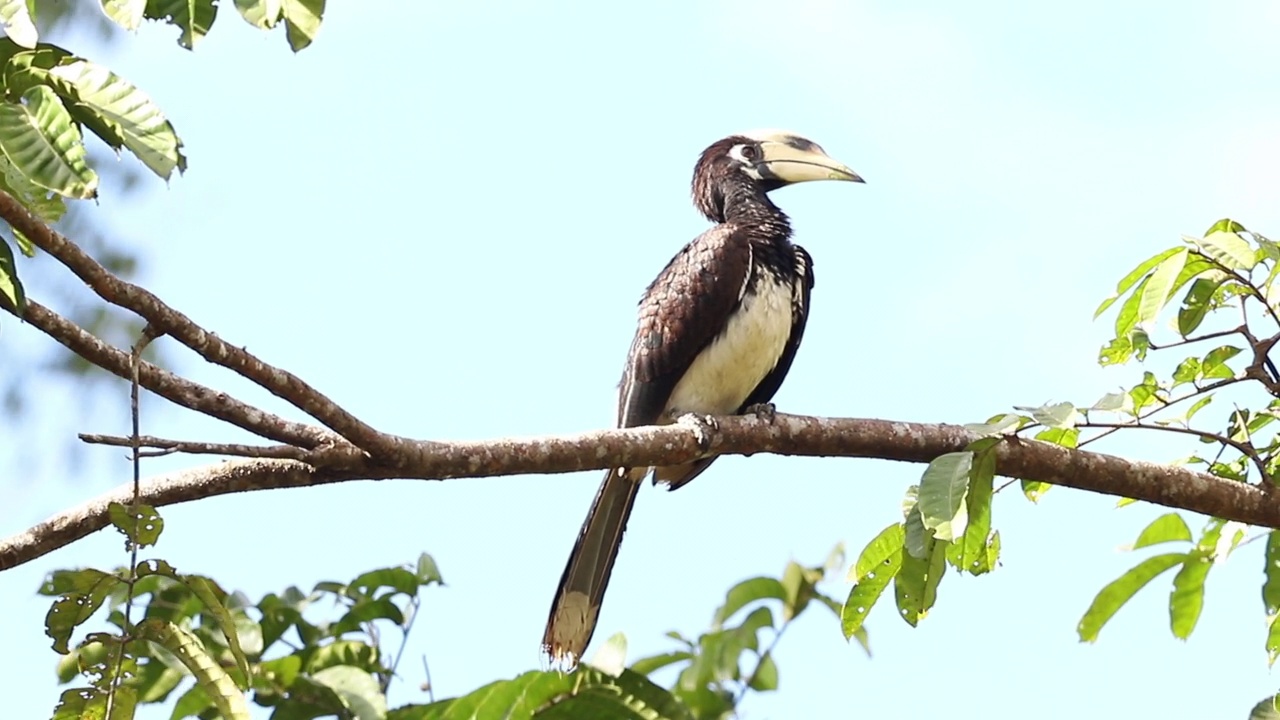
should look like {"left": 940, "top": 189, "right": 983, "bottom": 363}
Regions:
{"left": 543, "top": 130, "right": 864, "bottom": 666}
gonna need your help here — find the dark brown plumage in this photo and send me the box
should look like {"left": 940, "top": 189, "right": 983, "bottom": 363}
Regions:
{"left": 543, "top": 130, "right": 862, "bottom": 666}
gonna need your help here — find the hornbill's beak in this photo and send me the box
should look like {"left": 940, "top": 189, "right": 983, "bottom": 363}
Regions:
{"left": 754, "top": 134, "right": 865, "bottom": 185}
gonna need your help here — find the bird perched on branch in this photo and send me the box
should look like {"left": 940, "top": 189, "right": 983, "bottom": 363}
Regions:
{"left": 543, "top": 130, "right": 864, "bottom": 666}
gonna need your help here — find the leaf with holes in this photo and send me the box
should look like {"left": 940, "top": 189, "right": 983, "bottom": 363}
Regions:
{"left": 0, "top": 85, "right": 96, "bottom": 198}
{"left": 44, "top": 570, "right": 123, "bottom": 653}
{"left": 842, "top": 527, "right": 903, "bottom": 639}
{"left": 961, "top": 449, "right": 995, "bottom": 575}
{"left": 145, "top": 0, "right": 218, "bottom": 49}
{"left": 107, "top": 501, "right": 164, "bottom": 548}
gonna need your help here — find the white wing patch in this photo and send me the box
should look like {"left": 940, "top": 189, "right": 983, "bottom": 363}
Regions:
{"left": 663, "top": 273, "right": 794, "bottom": 417}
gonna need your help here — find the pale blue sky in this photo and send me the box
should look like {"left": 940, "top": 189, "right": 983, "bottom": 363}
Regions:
{"left": 4, "top": 1, "right": 1280, "bottom": 717}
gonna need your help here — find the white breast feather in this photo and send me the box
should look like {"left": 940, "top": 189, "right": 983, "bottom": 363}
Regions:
{"left": 664, "top": 276, "right": 794, "bottom": 417}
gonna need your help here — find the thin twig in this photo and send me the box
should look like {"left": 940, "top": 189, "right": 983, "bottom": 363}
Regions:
{"left": 1081, "top": 421, "right": 1269, "bottom": 483}
{"left": 1, "top": 295, "right": 332, "bottom": 449}
{"left": 735, "top": 620, "right": 789, "bottom": 709}
{"left": 0, "top": 191, "right": 405, "bottom": 459}
{"left": 1147, "top": 326, "right": 1245, "bottom": 351}
{"left": 384, "top": 594, "right": 421, "bottom": 694}
{"left": 1077, "top": 376, "right": 1244, "bottom": 450}
{"left": 78, "top": 433, "right": 311, "bottom": 460}
{"left": 421, "top": 655, "right": 434, "bottom": 703}
{"left": 106, "top": 327, "right": 158, "bottom": 719}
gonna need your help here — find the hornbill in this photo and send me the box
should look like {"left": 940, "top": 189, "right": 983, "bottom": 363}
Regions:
{"left": 543, "top": 130, "right": 863, "bottom": 666}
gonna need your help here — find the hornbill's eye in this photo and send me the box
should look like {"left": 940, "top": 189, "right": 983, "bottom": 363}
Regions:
{"left": 739, "top": 144, "right": 759, "bottom": 161}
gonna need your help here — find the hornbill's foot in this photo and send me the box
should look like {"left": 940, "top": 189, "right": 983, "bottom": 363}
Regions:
{"left": 676, "top": 412, "right": 719, "bottom": 452}
{"left": 743, "top": 402, "right": 777, "bottom": 424}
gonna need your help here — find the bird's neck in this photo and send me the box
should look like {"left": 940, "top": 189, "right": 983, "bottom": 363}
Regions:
{"left": 719, "top": 179, "right": 792, "bottom": 242}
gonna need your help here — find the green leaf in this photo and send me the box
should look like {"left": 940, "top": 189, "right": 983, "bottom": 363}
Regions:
{"left": 748, "top": 652, "right": 778, "bottom": 691}
{"left": 903, "top": 500, "right": 928, "bottom": 559}
{"left": 107, "top": 501, "right": 164, "bottom": 548}
{"left": 51, "top": 686, "right": 136, "bottom": 720}
{"left": 138, "top": 619, "right": 250, "bottom": 720}
{"left": 1264, "top": 532, "right": 1280, "bottom": 616}
{"left": 348, "top": 566, "right": 422, "bottom": 598}
{"left": 281, "top": 0, "right": 324, "bottom": 51}
{"left": 976, "top": 529, "right": 1001, "bottom": 574}
{"left": 1137, "top": 247, "right": 1188, "bottom": 328}
{"left": 1249, "top": 695, "right": 1280, "bottom": 720}
{"left": 893, "top": 538, "right": 945, "bottom": 628}
{"left": 1201, "top": 345, "right": 1242, "bottom": 380}
{"left": 1091, "top": 391, "right": 1126, "bottom": 412}
{"left": 1192, "top": 230, "right": 1257, "bottom": 271}
{"left": 1094, "top": 246, "right": 1183, "bottom": 319}
{"left": 0, "top": 0, "right": 36, "bottom": 48}
{"left": 712, "top": 576, "right": 786, "bottom": 629}
{"left": 849, "top": 523, "right": 905, "bottom": 582}
{"left": 1169, "top": 551, "right": 1212, "bottom": 639}
{"left": 145, "top": 0, "right": 218, "bottom": 50}
{"left": 43, "top": 58, "right": 187, "bottom": 180}
{"left": 415, "top": 552, "right": 444, "bottom": 585}
{"left": 1077, "top": 552, "right": 1187, "bottom": 642}
{"left": 629, "top": 651, "right": 692, "bottom": 677}
{"left": 101, "top": 0, "right": 146, "bottom": 30}
{"left": 1024, "top": 401, "right": 1079, "bottom": 429}
{"left": 0, "top": 235, "right": 23, "bottom": 311}
{"left": 1034, "top": 426, "right": 1079, "bottom": 448}
{"left": 311, "top": 666, "right": 386, "bottom": 720}
{"left": 44, "top": 570, "right": 122, "bottom": 653}
{"left": 962, "top": 413, "right": 1025, "bottom": 436}
{"left": 844, "top": 535, "right": 906, "bottom": 635}
{"left": 416, "top": 668, "right": 692, "bottom": 720}
{"left": 1185, "top": 395, "right": 1213, "bottom": 423}
{"left": 778, "top": 561, "right": 820, "bottom": 622}
{"left": 0, "top": 85, "right": 96, "bottom": 198}
{"left": 233, "top": 0, "right": 281, "bottom": 28}
{"left": 1021, "top": 479, "right": 1051, "bottom": 503}
{"left": 184, "top": 574, "right": 251, "bottom": 688}
{"left": 961, "top": 449, "right": 995, "bottom": 575}
{"left": 1206, "top": 218, "right": 1248, "bottom": 236}
{"left": 1177, "top": 275, "right": 1227, "bottom": 337}
{"left": 1131, "top": 513, "right": 1192, "bottom": 550}
{"left": 917, "top": 451, "right": 971, "bottom": 541}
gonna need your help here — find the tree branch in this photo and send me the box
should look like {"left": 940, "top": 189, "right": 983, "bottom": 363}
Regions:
{"left": 78, "top": 433, "right": 311, "bottom": 460}
{"left": 2, "top": 295, "right": 332, "bottom": 448}
{"left": 0, "top": 191, "right": 408, "bottom": 458}
{"left": 4, "top": 413, "right": 1278, "bottom": 572}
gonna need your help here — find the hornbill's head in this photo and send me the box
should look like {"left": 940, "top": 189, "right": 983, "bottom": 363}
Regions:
{"left": 692, "top": 129, "right": 864, "bottom": 221}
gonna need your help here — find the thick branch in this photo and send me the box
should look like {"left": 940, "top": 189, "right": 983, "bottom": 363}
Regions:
{"left": 3, "top": 296, "right": 331, "bottom": 448}
{"left": 0, "top": 191, "right": 406, "bottom": 458}
{"left": 4, "top": 413, "right": 1277, "bottom": 571}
